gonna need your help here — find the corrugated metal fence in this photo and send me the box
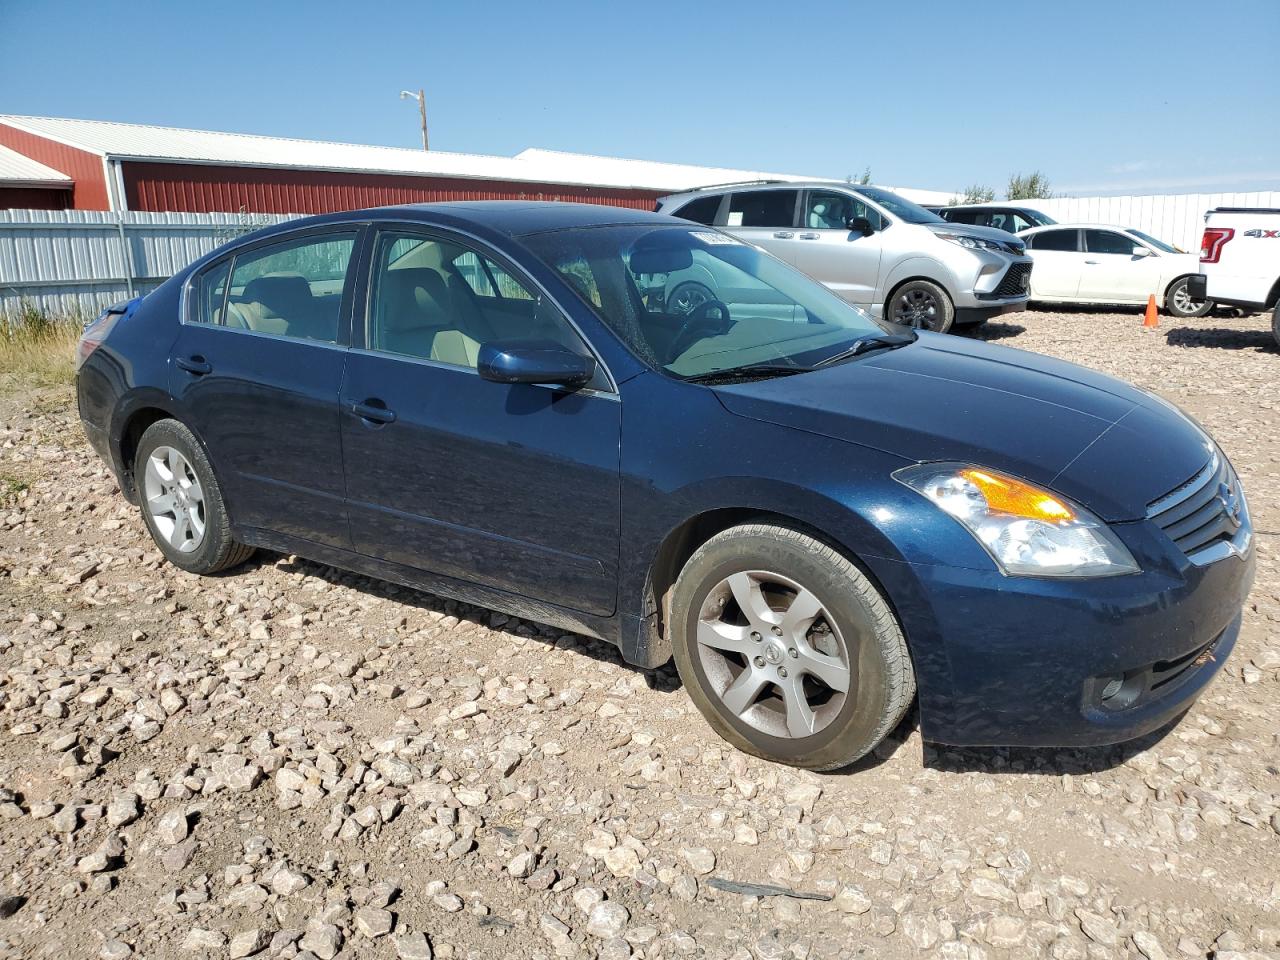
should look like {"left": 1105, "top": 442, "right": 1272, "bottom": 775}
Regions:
{"left": 1030, "top": 191, "right": 1280, "bottom": 252}
{"left": 0, "top": 209, "right": 298, "bottom": 320}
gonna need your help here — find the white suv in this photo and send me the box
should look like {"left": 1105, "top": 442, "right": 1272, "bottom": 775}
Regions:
{"left": 655, "top": 181, "right": 1032, "bottom": 332}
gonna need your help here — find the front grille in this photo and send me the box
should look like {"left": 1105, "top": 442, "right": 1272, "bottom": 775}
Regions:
{"left": 1147, "top": 452, "right": 1246, "bottom": 559}
{"left": 994, "top": 262, "right": 1032, "bottom": 297}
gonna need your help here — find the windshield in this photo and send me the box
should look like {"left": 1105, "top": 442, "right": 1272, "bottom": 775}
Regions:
{"left": 1022, "top": 208, "right": 1056, "bottom": 226}
{"left": 521, "top": 225, "right": 885, "bottom": 379}
{"left": 1127, "top": 229, "right": 1178, "bottom": 254}
{"left": 854, "top": 186, "right": 945, "bottom": 224}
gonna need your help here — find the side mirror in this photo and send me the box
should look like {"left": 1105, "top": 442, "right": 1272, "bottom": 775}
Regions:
{"left": 477, "top": 340, "right": 596, "bottom": 388}
{"left": 847, "top": 216, "right": 875, "bottom": 236}
{"left": 1132, "top": 245, "right": 1152, "bottom": 258}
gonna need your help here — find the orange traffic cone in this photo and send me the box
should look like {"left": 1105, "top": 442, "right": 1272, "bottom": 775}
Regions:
{"left": 1143, "top": 294, "right": 1159, "bottom": 328}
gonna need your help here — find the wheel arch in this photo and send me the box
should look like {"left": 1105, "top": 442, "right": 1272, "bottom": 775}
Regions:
{"left": 111, "top": 395, "right": 212, "bottom": 504}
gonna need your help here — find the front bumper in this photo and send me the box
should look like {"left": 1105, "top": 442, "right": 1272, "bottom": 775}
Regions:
{"left": 868, "top": 519, "right": 1255, "bottom": 748}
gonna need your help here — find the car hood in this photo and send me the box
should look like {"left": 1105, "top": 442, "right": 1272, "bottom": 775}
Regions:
{"left": 713, "top": 334, "right": 1214, "bottom": 521}
{"left": 926, "top": 222, "right": 1022, "bottom": 245}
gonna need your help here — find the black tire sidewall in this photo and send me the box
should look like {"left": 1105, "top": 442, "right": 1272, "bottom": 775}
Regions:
{"left": 889, "top": 280, "right": 955, "bottom": 333}
{"left": 135, "top": 420, "right": 237, "bottom": 574}
{"left": 670, "top": 528, "right": 902, "bottom": 769}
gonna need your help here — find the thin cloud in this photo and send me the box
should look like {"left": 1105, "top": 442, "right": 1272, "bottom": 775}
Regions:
{"left": 1060, "top": 170, "right": 1280, "bottom": 195}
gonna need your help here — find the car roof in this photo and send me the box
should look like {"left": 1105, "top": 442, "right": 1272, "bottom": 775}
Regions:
{"left": 944, "top": 203, "right": 1041, "bottom": 210}
{"left": 241, "top": 201, "right": 690, "bottom": 241}
{"left": 1019, "top": 223, "right": 1140, "bottom": 233}
{"left": 658, "top": 180, "right": 852, "bottom": 202}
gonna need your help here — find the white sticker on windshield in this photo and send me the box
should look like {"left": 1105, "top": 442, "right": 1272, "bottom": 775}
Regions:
{"left": 690, "top": 231, "right": 743, "bottom": 245}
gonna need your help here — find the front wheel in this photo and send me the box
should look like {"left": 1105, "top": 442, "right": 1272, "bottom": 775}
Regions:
{"left": 135, "top": 419, "right": 255, "bottom": 575}
{"left": 887, "top": 280, "right": 954, "bottom": 333}
{"left": 1165, "top": 276, "right": 1212, "bottom": 318}
{"left": 669, "top": 524, "right": 915, "bottom": 770}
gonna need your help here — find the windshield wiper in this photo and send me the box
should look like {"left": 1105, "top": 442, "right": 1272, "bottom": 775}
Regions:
{"left": 813, "top": 333, "right": 917, "bottom": 368}
{"left": 681, "top": 362, "right": 813, "bottom": 384}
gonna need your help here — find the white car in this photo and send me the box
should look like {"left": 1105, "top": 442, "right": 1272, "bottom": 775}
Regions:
{"left": 1018, "top": 224, "right": 1212, "bottom": 317}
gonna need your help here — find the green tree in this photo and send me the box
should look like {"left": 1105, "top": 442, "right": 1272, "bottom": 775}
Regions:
{"left": 952, "top": 184, "right": 995, "bottom": 204}
{"left": 858, "top": 166, "right": 872, "bottom": 185}
{"left": 1006, "top": 171, "right": 1052, "bottom": 200}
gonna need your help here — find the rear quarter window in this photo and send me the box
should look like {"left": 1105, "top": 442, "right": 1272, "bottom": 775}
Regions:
{"left": 672, "top": 194, "right": 722, "bottom": 225}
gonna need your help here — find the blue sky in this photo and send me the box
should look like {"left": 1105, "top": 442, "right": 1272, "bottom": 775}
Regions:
{"left": 2, "top": 0, "right": 1277, "bottom": 196}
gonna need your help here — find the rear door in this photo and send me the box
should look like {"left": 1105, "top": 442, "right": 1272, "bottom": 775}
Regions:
{"left": 169, "top": 227, "right": 362, "bottom": 548}
{"left": 1078, "top": 229, "right": 1162, "bottom": 303}
{"left": 1025, "top": 228, "right": 1085, "bottom": 299}
{"left": 722, "top": 189, "right": 803, "bottom": 265}
{"left": 793, "top": 188, "right": 886, "bottom": 306}
{"left": 339, "top": 227, "right": 621, "bottom": 617}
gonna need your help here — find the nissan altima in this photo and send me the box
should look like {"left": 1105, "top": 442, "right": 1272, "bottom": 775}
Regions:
{"left": 75, "top": 202, "right": 1255, "bottom": 770}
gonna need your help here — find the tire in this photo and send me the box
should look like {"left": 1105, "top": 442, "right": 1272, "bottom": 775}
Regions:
{"left": 1273, "top": 301, "right": 1280, "bottom": 350}
{"left": 886, "top": 280, "right": 954, "bottom": 333}
{"left": 669, "top": 523, "right": 915, "bottom": 770}
{"left": 134, "top": 419, "right": 255, "bottom": 575}
{"left": 1164, "top": 276, "right": 1212, "bottom": 318}
{"left": 667, "top": 281, "right": 715, "bottom": 317}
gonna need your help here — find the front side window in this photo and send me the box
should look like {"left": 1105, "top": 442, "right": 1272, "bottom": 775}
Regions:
{"left": 726, "top": 190, "right": 798, "bottom": 228}
{"left": 222, "top": 233, "right": 356, "bottom": 343}
{"left": 1126, "top": 229, "right": 1177, "bottom": 254}
{"left": 850, "top": 186, "right": 944, "bottom": 224}
{"left": 1084, "top": 230, "right": 1139, "bottom": 256}
{"left": 1029, "top": 229, "right": 1080, "bottom": 252}
{"left": 804, "top": 191, "right": 884, "bottom": 231}
{"left": 672, "top": 194, "right": 722, "bottom": 226}
{"left": 367, "top": 231, "right": 589, "bottom": 372}
{"left": 523, "top": 225, "right": 884, "bottom": 379}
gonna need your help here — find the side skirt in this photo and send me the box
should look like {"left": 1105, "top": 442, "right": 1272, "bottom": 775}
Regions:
{"left": 236, "top": 525, "right": 644, "bottom": 656}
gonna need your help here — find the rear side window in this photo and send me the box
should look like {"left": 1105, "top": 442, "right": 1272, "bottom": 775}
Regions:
{"left": 224, "top": 233, "right": 356, "bottom": 344}
{"left": 944, "top": 209, "right": 979, "bottom": 224}
{"left": 726, "top": 190, "right": 798, "bottom": 228}
{"left": 672, "top": 195, "right": 722, "bottom": 225}
{"left": 192, "top": 258, "right": 230, "bottom": 325}
{"left": 1029, "top": 229, "right": 1079, "bottom": 252}
{"left": 1084, "top": 229, "right": 1138, "bottom": 255}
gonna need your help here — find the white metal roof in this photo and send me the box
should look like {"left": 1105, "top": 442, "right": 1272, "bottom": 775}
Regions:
{"left": 0, "top": 144, "right": 72, "bottom": 186}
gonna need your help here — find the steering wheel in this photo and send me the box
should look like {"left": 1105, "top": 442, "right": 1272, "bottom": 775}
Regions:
{"left": 667, "top": 298, "right": 731, "bottom": 363}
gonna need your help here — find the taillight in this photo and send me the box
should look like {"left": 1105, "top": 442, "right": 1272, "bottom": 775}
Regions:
{"left": 75, "top": 302, "right": 130, "bottom": 372}
{"left": 1200, "top": 227, "right": 1234, "bottom": 263}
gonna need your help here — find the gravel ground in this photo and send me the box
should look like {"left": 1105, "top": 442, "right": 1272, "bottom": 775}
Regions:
{"left": 0, "top": 307, "right": 1277, "bottom": 960}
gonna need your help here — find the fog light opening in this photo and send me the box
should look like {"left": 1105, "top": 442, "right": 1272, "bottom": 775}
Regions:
{"left": 1097, "top": 672, "right": 1142, "bottom": 712}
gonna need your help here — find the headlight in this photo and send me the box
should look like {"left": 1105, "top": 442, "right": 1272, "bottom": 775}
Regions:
{"left": 937, "top": 232, "right": 1007, "bottom": 253}
{"left": 894, "top": 463, "right": 1140, "bottom": 578}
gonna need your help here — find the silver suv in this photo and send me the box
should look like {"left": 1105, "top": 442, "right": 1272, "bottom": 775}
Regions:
{"left": 655, "top": 181, "right": 1032, "bottom": 332}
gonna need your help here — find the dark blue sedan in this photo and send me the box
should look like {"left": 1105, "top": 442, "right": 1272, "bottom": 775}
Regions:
{"left": 75, "top": 202, "right": 1255, "bottom": 769}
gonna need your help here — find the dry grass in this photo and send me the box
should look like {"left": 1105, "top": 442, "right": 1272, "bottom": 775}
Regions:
{"left": 0, "top": 304, "right": 81, "bottom": 387}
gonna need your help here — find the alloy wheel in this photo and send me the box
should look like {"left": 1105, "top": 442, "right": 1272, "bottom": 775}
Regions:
{"left": 893, "top": 288, "right": 940, "bottom": 329}
{"left": 143, "top": 445, "right": 206, "bottom": 554}
{"left": 1171, "top": 280, "right": 1207, "bottom": 316}
{"left": 695, "top": 570, "right": 852, "bottom": 739}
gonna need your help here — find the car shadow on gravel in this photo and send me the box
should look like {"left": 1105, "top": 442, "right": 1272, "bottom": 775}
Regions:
{"left": 921, "top": 718, "right": 1181, "bottom": 776}
{"left": 954, "top": 321, "right": 1026, "bottom": 342}
{"left": 262, "top": 552, "right": 685, "bottom": 694}
{"left": 1164, "top": 326, "right": 1278, "bottom": 352}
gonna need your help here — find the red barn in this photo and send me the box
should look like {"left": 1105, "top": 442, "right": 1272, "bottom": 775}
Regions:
{"left": 0, "top": 115, "right": 806, "bottom": 215}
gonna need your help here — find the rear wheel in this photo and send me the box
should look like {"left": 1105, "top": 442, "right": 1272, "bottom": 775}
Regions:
{"left": 135, "top": 419, "right": 254, "bottom": 575}
{"left": 1272, "top": 301, "right": 1280, "bottom": 349}
{"left": 887, "top": 280, "right": 954, "bottom": 333}
{"left": 669, "top": 524, "right": 915, "bottom": 770}
{"left": 1165, "top": 276, "right": 1212, "bottom": 318}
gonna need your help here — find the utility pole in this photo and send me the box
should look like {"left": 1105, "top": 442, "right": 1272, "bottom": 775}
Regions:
{"left": 399, "top": 88, "right": 429, "bottom": 151}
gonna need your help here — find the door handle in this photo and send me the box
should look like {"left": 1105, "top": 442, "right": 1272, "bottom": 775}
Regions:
{"left": 772, "top": 231, "right": 795, "bottom": 239}
{"left": 351, "top": 400, "right": 396, "bottom": 425}
{"left": 1084, "top": 260, "right": 1100, "bottom": 265}
{"left": 175, "top": 355, "right": 212, "bottom": 376}
{"left": 798, "top": 232, "right": 821, "bottom": 240}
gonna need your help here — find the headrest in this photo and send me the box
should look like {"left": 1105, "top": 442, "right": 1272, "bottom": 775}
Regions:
{"left": 242, "top": 274, "right": 313, "bottom": 314}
